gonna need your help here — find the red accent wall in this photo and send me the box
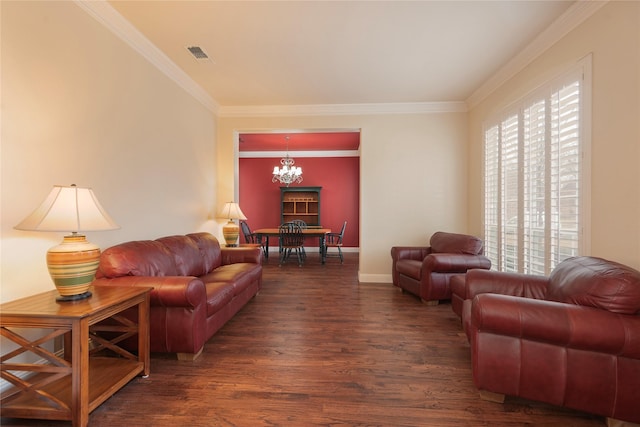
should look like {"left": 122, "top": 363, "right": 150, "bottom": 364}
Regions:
{"left": 239, "top": 156, "right": 359, "bottom": 247}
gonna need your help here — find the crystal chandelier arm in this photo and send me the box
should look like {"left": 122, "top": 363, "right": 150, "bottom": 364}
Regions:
{"left": 272, "top": 136, "right": 303, "bottom": 186}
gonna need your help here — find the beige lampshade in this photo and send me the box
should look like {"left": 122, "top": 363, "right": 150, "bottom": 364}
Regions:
{"left": 219, "top": 202, "right": 247, "bottom": 221}
{"left": 15, "top": 185, "right": 119, "bottom": 232}
{"left": 14, "top": 184, "right": 119, "bottom": 301}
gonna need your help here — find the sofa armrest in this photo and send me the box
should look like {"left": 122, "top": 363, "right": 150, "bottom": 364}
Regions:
{"left": 471, "top": 293, "right": 640, "bottom": 357}
{"left": 220, "top": 246, "right": 262, "bottom": 265}
{"left": 462, "top": 269, "right": 548, "bottom": 300}
{"left": 423, "top": 253, "right": 491, "bottom": 273}
{"left": 93, "top": 276, "right": 206, "bottom": 309}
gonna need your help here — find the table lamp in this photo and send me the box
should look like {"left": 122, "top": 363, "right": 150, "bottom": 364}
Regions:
{"left": 14, "top": 184, "right": 120, "bottom": 301}
{"left": 219, "top": 202, "right": 246, "bottom": 247}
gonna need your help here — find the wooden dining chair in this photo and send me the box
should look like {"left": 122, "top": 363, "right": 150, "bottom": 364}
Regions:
{"left": 289, "top": 220, "right": 308, "bottom": 259}
{"left": 278, "top": 222, "right": 305, "bottom": 266}
{"left": 240, "top": 221, "right": 267, "bottom": 255}
{"left": 325, "top": 221, "right": 347, "bottom": 263}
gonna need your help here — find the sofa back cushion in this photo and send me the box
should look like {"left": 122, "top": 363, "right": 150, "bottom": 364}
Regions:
{"left": 547, "top": 256, "right": 640, "bottom": 315}
{"left": 156, "top": 235, "right": 206, "bottom": 277}
{"left": 430, "top": 231, "right": 484, "bottom": 255}
{"left": 97, "top": 240, "right": 178, "bottom": 278}
{"left": 187, "top": 232, "right": 222, "bottom": 273}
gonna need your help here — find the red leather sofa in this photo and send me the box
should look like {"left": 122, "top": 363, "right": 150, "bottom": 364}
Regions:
{"left": 453, "top": 256, "right": 640, "bottom": 424}
{"left": 93, "top": 232, "right": 262, "bottom": 360}
{"left": 390, "top": 231, "right": 491, "bottom": 304}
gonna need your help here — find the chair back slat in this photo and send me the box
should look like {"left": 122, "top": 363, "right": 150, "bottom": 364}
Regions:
{"left": 290, "top": 219, "right": 308, "bottom": 230}
{"left": 240, "top": 221, "right": 253, "bottom": 243}
{"left": 324, "top": 221, "right": 347, "bottom": 263}
{"left": 338, "top": 221, "right": 347, "bottom": 238}
{"left": 279, "top": 223, "right": 305, "bottom": 247}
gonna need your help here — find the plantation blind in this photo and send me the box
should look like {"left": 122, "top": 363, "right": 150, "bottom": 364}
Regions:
{"left": 483, "top": 59, "right": 590, "bottom": 275}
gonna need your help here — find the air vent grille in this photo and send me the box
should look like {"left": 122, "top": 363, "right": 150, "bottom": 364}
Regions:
{"left": 187, "top": 46, "right": 209, "bottom": 60}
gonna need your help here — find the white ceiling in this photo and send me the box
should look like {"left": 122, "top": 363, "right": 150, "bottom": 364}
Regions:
{"left": 106, "top": 0, "right": 577, "bottom": 110}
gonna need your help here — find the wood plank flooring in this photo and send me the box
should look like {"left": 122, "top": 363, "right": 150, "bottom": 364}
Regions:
{"left": 2, "top": 252, "right": 605, "bottom": 426}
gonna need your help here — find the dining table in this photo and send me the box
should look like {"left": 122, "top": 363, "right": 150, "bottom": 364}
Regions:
{"left": 254, "top": 227, "right": 332, "bottom": 264}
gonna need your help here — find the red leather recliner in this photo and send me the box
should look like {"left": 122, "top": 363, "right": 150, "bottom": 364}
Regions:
{"left": 391, "top": 231, "right": 491, "bottom": 304}
{"left": 457, "top": 256, "right": 640, "bottom": 424}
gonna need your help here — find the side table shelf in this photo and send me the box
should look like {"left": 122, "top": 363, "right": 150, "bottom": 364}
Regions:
{"left": 2, "top": 358, "right": 143, "bottom": 419}
{"left": 0, "top": 286, "right": 151, "bottom": 427}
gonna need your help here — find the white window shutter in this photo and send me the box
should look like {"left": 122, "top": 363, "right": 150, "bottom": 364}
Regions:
{"left": 483, "top": 59, "right": 588, "bottom": 274}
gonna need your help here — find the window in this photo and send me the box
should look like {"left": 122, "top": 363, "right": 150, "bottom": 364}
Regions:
{"left": 483, "top": 57, "right": 591, "bottom": 275}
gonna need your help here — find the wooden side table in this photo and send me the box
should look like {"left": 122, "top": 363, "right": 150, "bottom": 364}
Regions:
{"left": 0, "top": 285, "right": 151, "bottom": 427}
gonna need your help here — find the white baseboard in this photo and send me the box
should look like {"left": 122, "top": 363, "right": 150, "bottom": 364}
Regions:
{"left": 358, "top": 273, "right": 392, "bottom": 283}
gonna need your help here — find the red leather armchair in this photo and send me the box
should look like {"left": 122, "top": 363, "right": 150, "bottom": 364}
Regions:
{"left": 460, "top": 257, "right": 640, "bottom": 424}
{"left": 390, "top": 231, "right": 491, "bottom": 304}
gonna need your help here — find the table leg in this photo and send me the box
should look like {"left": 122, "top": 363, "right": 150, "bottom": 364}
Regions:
{"left": 72, "top": 319, "right": 90, "bottom": 427}
{"left": 263, "top": 236, "right": 269, "bottom": 259}
{"left": 320, "top": 235, "right": 327, "bottom": 264}
{"left": 138, "top": 294, "right": 151, "bottom": 377}
{"left": 64, "top": 331, "right": 72, "bottom": 362}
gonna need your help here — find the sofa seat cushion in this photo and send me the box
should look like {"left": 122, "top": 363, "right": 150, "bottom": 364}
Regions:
{"left": 97, "top": 240, "right": 178, "bottom": 278}
{"left": 205, "top": 282, "right": 235, "bottom": 316}
{"left": 395, "top": 259, "right": 422, "bottom": 280}
{"left": 547, "top": 256, "right": 640, "bottom": 315}
{"left": 201, "top": 263, "right": 262, "bottom": 292}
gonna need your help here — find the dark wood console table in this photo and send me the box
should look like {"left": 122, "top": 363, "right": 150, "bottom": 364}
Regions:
{"left": 0, "top": 285, "right": 151, "bottom": 427}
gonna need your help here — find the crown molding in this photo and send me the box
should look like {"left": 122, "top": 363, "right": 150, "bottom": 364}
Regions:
{"left": 218, "top": 101, "right": 468, "bottom": 118}
{"left": 75, "top": 0, "right": 464, "bottom": 118}
{"left": 75, "top": 0, "right": 219, "bottom": 114}
{"left": 76, "top": 0, "right": 605, "bottom": 118}
{"left": 466, "top": 0, "right": 608, "bottom": 109}
{"left": 240, "top": 150, "right": 360, "bottom": 158}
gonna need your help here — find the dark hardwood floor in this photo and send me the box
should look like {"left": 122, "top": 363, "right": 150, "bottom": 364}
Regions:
{"left": 2, "top": 252, "right": 605, "bottom": 426}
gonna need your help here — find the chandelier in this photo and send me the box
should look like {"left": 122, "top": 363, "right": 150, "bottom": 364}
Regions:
{"left": 272, "top": 136, "right": 303, "bottom": 186}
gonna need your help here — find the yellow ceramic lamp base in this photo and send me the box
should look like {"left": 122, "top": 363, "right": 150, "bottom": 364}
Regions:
{"left": 222, "top": 220, "right": 240, "bottom": 247}
{"left": 47, "top": 234, "right": 100, "bottom": 301}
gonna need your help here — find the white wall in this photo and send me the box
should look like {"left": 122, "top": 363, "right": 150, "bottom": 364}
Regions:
{"left": 468, "top": 1, "right": 640, "bottom": 270}
{"left": 1, "top": 1, "right": 218, "bottom": 303}
{"left": 217, "top": 111, "right": 469, "bottom": 282}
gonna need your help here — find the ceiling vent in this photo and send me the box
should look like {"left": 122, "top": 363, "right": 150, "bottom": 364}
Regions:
{"left": 186, "top": 46, "right": 210, "bottom": 61}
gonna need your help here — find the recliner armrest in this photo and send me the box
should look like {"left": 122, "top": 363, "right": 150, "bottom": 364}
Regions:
{"left": 391, "top": 246, "right": 431, "bottom": 262}
{"left": 423, "top": 253, "right": 491, "bottom": 273}
{"left": 462, "top": 269, "right": 548, "bottom": 300}
{"left": 470, "top": 293, "right": 640, "bottom": 357}
{"left": 391, "top": 246, "right": 432, "bottom": 286}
